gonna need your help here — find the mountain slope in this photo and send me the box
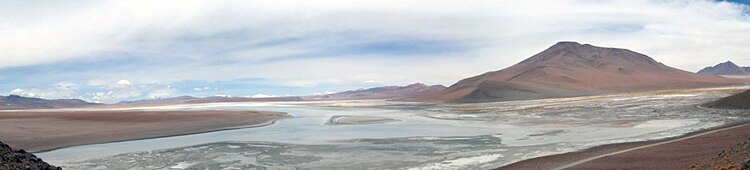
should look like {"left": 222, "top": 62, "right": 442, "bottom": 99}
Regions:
{"left": 0, "top": 95, "right": 97, "bottom": 110}
{"left": 697, "top": 61, "right": 750, "bottom": 75}
{"left": 309, "top": 83, "right": 447, "bottom": 100}
{"left": 701, "top": 89, "right": 750, "bottom": 109}
{"left": 414, "top": 42, "right": 743, "bottom": 103}
{"left": 0, "top": 141, "right": 60, "bottom": 170}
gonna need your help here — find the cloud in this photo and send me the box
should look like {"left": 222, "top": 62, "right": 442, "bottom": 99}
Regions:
{"left": 313, "top": 91, "right": 337, "bottom": 96}
{"left": 116, "top": 80, "right": 132, "bottom": 86}
{"left": 192, "top": 86, "right": 212, "bottom": 91}
{"left": 147, "top": 87, "right": 175, "bottom": 99}
{"left": 9, "top": 82, "right": 80, "bottom": 99}
{"left": 87, "top": 80, "right": 176, "bottom": 103}
{"left": 250, "top": 94, "right": 278, "bottom": 98}
{"left": 1, "top": 0, "right": 749, "bottom": 101}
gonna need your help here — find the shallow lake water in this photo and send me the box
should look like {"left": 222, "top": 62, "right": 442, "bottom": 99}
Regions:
{"left": 37, "top": 89, "right": 746, "bottom": 169}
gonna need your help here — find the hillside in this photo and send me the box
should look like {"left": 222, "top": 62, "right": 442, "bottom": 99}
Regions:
{"left": 697, "top": 61, "right": 750, "bottom": 75}
{"left": 0, "top": 141, "right": 60, "bottom": 170}
{"left": 0, "top": 95, "right": 97, "bottom": 110}
{"left": 701, "top": 89, "right": 750, "bottom": 109}
{"left": 308, "top": 83, "right": 447, "bottom": 100}
{"left": 412, "top": 42, "right": 743, "bottom": 103}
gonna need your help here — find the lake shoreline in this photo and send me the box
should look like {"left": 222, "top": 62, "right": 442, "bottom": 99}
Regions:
{"left": 0, "top": 109, "right": 291, "bottom": 152}
{"left": 499, "top": 119, "right": 750, "bottom": 169}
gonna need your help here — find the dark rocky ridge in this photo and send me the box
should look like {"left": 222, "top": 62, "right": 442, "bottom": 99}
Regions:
{"left": 702, "top": 89, "right": 750, "bottom": 109}
{"left": 697, "top": 61, "right": 750, "bottom": 75}
{"left": 0, "top": 141, "right": 60, "bottom": 170}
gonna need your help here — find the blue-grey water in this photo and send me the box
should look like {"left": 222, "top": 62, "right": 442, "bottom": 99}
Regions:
{"left": 37, "top": 90, "right": 745, "bottom": 169}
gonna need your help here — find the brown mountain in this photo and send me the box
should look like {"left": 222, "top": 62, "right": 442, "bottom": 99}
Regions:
{"left": 701, "top": 89, "right": 750, "bottom": 109}
{"left": 413, "top": 41, "right": 743, "bottom": 103}
{"left": 0, "top": 95, "right": 97, "bottom": 110}
{"left": 307, "top": 83, "right": 447, "bottom": 100}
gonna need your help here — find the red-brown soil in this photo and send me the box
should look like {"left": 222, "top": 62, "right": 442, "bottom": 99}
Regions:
{"left": 413, "top": 42, "right": 743, "bottom": 103}
{"left": 0, "top": 110, "right": 290, "bottom": 152}
{"left": 500, "top": 121, "right": 750, "bottom": 170}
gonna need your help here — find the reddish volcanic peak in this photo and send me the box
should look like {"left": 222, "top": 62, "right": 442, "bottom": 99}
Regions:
{"left": 518, "top": 41, "right": 661, "bottom": 68}
{"left": 412, "top": 41, "right": 743, "bottom": 103}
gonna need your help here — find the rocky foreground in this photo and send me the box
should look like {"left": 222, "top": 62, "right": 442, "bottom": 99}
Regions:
{"left": 691, "top": 137, "right": 750, "bottom": 170}
{"left": 1, "top": 140, "right": 60, "bottom": 170}
{"left": 502, "top": 122, "right": 750, "bottom": 170}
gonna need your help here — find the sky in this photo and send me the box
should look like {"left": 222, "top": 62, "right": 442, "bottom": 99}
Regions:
{"left": 1, "top": 0, "right": 749, "bottom": 103}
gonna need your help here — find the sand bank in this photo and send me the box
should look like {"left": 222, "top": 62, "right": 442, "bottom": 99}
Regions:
{"left": 0, "top": 110, "right": 290, "bottom": 152}
{"left": 500, "top": 120, "right": 750, "bottom": 170}
{"left": 325, "top": 115, "right": 400, "bottom": 125}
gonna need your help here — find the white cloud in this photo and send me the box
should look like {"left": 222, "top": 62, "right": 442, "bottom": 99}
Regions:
{"left": 313, "top": 91, "right": 337, "bottom": 96}
{"left": 250, "top": 94, "right": 277, "bottom": 98}
{"left": 192, "top": 86, "right": 211, "bottom": 91}
{"left": 116, "top": 79, "right": 132, "bottom": 86}
{"left": 1, "top": 0, "right": 750, "bottom": 95}
{"left": 147, "top": 88, "right": 175, "bottom": 99}
{"left": 90, "top": 89, "right": 141, "bottom": 103}
{"left": 89, "top": 80, "right": 177, "bottom": 103}
{"left": 9, "top": 82, "right": 80, "bottom": 99}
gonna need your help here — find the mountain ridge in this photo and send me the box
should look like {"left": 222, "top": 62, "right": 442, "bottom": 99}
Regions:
{"left": 410, "top": 41, "right": 743, "bottom": 103}
{"left": 0, "top": 95, "right": 97, "bottom": 110}
{"left": 307, "top": 83, "right": 447, "bottom": 100}
{"left": 697, "top": 61, "right": 750, "bottom": 75}
{"left": 701, "top": 89, "right": 750, "bottom": 109}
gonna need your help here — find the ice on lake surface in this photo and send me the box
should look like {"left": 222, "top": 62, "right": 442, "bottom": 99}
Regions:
{"left": 37, "top": 88, "right": 749, "bottom": 170}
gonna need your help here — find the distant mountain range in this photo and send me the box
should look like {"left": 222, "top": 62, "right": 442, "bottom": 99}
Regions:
{"left": 0, "top": 95, "right": 97, "bottom": 110}
{"left": 697, "top": 61, "right": 750, "bottom": 75}
{"left": 117, "top": 83, "right": 445, "bottom": 106}
{"left": 408, "top": 41, "right": 743, "bottom": 103}
{"left": 116, "top": 95, "right": 305, "bottom": 106}
{"left": 3, "top": 42, "right": 745, "bottom": 108}
{"left": 0, "top": 83, "right": 445, "bottom": 109}
{"left": 305, "top": 83, "right": 447, "bottom": 100}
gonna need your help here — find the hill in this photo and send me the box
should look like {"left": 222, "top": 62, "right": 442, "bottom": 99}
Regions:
{"left": 307, "top": 83, "right": 447, "bottom": 100}
{"left": 0, "top": 95, "right": 97, "bottom": 110}
{"left": 697, "top": 61, "right": 750, "bottom": 75}
{"left": 701, "top": 89, "right": 750, "bottom": 109}
{"left": 412, "top": 42, "right": 743, "bottom": 103}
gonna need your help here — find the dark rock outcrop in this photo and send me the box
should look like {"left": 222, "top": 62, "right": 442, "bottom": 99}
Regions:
{"left": 0, "top": 141, "right": 60, "bottom": 170}
{"left": 702, "top": 89, "right": 750, "bottom": 109}
{"left": 691, "top": 138, "right": 750, "bottom": 169}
